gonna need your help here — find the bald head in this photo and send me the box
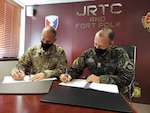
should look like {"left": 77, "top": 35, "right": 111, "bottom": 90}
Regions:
{"left": 42, "top": 26, "right": 57, "bottom": 37}
{"left": 94, "top": 28, "right": 114, "bottom": 49}
{"left": 41, "top": 26, "right": 57, "bottom": 44}
{"left": 96, "top": 28, "right": 114, "bottom": 42}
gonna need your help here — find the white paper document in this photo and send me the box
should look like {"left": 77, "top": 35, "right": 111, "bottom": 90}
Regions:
{"left": 89, "top": 82, "right": 119, "bottom": 93}
{"left": 59, "top": 79, "right": 88, "bottom": 88}
{"left": 3, "top": 75, "right": 57, "bottom": 84}
{"left": 59, "top": 79, "right": 119, "bottom": 94}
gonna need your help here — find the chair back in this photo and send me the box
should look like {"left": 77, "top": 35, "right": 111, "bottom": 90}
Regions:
{"left": 120, "top": 45, "right": 136, "bottom": 101}
{"left": 120, "top": 45, "right": 136, "bottom": 64}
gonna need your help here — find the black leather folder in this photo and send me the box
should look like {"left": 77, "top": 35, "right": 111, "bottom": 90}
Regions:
{"left": 41, "top": 85, "right": 133, "bottom": 113}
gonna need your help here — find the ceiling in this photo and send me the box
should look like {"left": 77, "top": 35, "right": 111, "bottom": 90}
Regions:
{"left": 13, "top": 0, "right": 95, "bottom": 6}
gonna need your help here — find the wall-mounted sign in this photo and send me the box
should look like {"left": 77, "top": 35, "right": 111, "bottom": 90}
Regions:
{"left": 141, "top": 12, "right": 150, "bottom": 32}
{"left": 75, "top": 2, "right": 123, "bottom": 29}
{"left": 45, "top": 15, "right": 59, "bottom": 30}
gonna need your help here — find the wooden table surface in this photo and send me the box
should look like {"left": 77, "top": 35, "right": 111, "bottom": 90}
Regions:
{"left": 0, "top": 81, "right": 137, "bottom": 113}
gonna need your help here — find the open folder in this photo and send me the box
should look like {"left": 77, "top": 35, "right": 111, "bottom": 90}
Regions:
{"left": 59, "top": 79, "right": 119, "bottom": 94}
{"left": 41, "top": 85, "right": 132, "bottom": 113}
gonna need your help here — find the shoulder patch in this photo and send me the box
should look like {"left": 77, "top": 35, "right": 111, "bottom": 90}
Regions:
{"left": 123, "top": 61, "right": 135, "bottom": 72}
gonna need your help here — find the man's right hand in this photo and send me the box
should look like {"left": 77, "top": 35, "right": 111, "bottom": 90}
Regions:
{"left": 12, "top": 70, "right": 25, "bottom": 80}
{"left": 59, "top": 74, "right": 72, "bottom": 83}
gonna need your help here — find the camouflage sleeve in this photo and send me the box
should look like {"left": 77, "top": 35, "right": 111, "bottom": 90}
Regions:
{"left": 100, "top": 48, "right": 135, "bottom": 88}
{"left": 44, "top": 49, "right": 67, "bottom": 78}
{"left": 11, "top": 45, "right": 68, "bottom": 78}
{"left": 69, "top": 52, "right": 87, "bottom": 79}
{"left": 11, "top": 47, "right": 32, "bottom": 75}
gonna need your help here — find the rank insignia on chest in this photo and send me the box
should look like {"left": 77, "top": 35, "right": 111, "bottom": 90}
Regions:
{"left": 97, "top": 62, "right": 101, "bottom": 68}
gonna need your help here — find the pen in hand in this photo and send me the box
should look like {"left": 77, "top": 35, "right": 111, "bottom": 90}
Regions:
{"left": 16, "top": 68, "right": 24, "bottom": 80}
{"left": 18, "top": 68, "right": 21, "bottom": 73}
{"left": 17, "top": 67, "right": 25, "bottom": 76}
{"left": 65, "top": 68, "right": 68, "bottom": 78}
{"left": 29, "top": 68, "right": 32, "bottom": 78}
{"left": 65, "top": 68, "right": 72, "bottom": 82}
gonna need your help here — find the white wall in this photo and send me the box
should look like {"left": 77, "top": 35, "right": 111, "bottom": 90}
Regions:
{"left": 0, "top": 60, "right": 18, "bottom": 79}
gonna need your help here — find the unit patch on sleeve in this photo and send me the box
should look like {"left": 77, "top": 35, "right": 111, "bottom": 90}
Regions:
{"left": 123, "top": 61, "right": 134, "bottom": 72}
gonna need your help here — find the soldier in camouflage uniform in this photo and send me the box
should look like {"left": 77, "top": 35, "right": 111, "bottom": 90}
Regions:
{"left": 11, "top": 26, "right": 67, "bottom": 81}
{"left": 60, "top": 27, "right": 135, "bottom": 99}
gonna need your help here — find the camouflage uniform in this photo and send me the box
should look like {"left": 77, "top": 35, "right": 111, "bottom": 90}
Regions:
{"left": 12, "top": 43, "right": 67, "bottom": 78}
{"left": 69, "top": 46, "right": 135, "bottom": 99}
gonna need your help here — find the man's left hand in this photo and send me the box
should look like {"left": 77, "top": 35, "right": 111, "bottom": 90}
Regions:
{"left": 86, "top": 74, "right": 100, "bottom": 83}
{"left": 29, "top": 72, "right": 45, "bottom": 81}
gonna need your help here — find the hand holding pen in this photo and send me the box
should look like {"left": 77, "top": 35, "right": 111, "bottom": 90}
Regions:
{"left": 60, "top": 68, "right": 72, "bottom": 83}
{"left": 12, "top": 68, "right": 25, "bottom": 80}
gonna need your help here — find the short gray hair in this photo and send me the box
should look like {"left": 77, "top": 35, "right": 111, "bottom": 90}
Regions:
{"left": 102, "top": 27, "right": 114, "bottom": 41}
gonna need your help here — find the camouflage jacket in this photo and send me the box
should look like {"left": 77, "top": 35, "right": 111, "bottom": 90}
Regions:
{"left": 12, "top": 43, "right": 67, "bottom": 78}
{"left": 69, "top": 46, "right": 135, "bottom": 98}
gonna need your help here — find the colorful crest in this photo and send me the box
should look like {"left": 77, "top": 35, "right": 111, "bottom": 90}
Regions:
{"left": 45, "top": 15, "right": 59, "bottom": 30}
{"left": 141, "top": 12, "right": 150, "bottom": 32}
